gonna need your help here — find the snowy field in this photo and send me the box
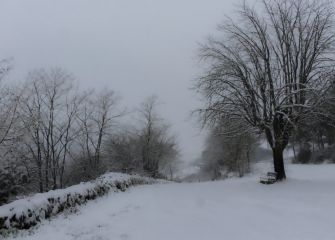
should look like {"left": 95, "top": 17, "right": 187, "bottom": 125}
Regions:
{"left": 7, "top": 163, "right": 335, "bottom": 240}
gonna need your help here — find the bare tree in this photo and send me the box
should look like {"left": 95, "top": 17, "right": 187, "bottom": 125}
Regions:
{"left": 0, "top": 59, "right": 20, "bottom": 147}
{"left": 18, "top": 78, "right": 45, "bottom": 192}
{"left": 196, "top": 0, "right": 335, "bottom": 180}
{"left": 139, "top": 96, "right": 159, "bottom": 174}
{"left": 0, "top": 60, "right": 29, "bottom": 204}
{"left": 16, "top": 68, "right": 81, "bottom": 191}
{"left": 138, "top": 96, "right": 179, "bottom": 178}
{"left": 76, "top": 89, "right": 123, "bottom": 177}
{"left": 58, "top": 92, "right": 85, "bottom": 188}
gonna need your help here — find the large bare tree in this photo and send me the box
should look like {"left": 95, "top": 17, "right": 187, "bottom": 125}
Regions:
{"left": 196, "top": 0, "right": 335, "bottom": 180}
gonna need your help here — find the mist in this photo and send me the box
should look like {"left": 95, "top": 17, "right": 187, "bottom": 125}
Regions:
{"left": 0, "top": 0, "right": 237, "bottom": 163}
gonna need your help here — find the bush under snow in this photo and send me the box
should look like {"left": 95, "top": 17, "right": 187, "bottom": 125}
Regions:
{"left": 0, "top": 172, "right": 158, "bottom": 234}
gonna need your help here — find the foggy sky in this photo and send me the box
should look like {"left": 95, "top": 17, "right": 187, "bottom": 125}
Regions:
{"left": 0, "top": 0, "right": 238, "bottom": 162}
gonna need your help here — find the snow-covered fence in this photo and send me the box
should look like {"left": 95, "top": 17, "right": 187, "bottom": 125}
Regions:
{"left": 0, "top": 173, "right": 158, "bottom": 234}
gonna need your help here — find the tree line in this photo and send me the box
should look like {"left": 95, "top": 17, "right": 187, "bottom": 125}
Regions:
{"left": 0, "top": 68, "right": 179, "bottom": 204}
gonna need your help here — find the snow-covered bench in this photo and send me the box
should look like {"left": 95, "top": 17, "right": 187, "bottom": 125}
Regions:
{"left": 260, "top": 172, "right": 277, "bottom": 184}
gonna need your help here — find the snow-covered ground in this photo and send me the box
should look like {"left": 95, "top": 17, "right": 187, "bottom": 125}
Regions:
{"left": 8, "top": 163, "right": 335, "bottom": 240}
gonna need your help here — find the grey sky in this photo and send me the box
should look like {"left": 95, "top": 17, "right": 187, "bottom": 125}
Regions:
{"left": 0, "top": 0, "right": 237, "bottom": 162}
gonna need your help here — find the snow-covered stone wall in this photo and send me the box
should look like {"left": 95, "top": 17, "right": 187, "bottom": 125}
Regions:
{"left": 0, "top": 173, "right": 158, "bottom": 234}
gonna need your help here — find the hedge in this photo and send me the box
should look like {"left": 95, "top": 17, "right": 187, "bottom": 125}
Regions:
{"left": 0, "top": 173, "right": 158, "bottom": 235}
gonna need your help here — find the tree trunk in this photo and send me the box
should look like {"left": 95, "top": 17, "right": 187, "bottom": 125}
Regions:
{"left": 266, "top": 117, "right": 289, "bottom": 181}
{"left": 45, "top": 161, "right": 49, "bottom": 190}
{"left": 272, "top": 146, "right": 286, "bottom": 180}
{"left": 292, "top": 141, "right": 297, "bottom": 163}
{"left": 38, "top": 164, "right": 43, "bottom": 193}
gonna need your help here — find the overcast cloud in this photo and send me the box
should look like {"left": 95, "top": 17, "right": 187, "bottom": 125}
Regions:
{"left": 0, "top": 0, "right": 238, "bottom": 162}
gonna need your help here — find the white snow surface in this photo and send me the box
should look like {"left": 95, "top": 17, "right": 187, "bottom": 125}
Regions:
{"left": 7, "top": 163, "right": 335, "bottom": 240}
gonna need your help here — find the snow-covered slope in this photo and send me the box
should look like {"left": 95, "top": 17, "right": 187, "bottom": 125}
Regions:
{"left": 8, "top": 163, "right": 335, "bottom": 240}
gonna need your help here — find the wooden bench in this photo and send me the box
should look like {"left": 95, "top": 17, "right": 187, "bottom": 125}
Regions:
{"left": 260, "top": 172, "right": 277, "bottom": 184}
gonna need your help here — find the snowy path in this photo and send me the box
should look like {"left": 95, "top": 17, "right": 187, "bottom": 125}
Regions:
{"left": 11, "top": 164, "right": 335, "bottom": 240}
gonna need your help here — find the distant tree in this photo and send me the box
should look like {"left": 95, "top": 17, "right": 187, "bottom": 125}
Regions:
{"left": 137, "top": 96, "right": 179, "bottom": 178}
{"left": 98, "top": 96, "right": 181, "bottom": 179}
{"left": 103, "top": 128, "right": 142, "bottom": 174}
{"left": 290, "top": 81, "right": 335, "bottom": 163}
{"left": 196, "top": 0, "right": 335, "bottom": 180}
{"left": 201, "top": 120, "right": 257, "bottom": 179}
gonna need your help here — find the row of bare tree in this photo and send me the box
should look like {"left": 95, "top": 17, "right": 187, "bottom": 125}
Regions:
{"left": 0, "top": 68, "right": 179, "bottom": 204}
{"left": 9, "top": 68, "right": 122, "bottom": 192}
